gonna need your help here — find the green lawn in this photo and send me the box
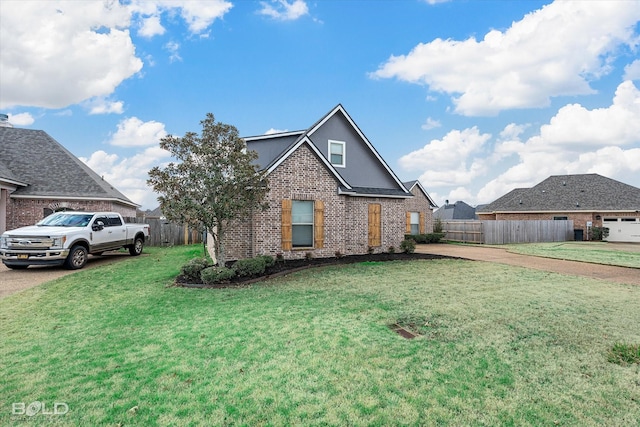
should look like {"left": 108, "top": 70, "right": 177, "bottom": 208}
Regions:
{"left": 503, "top": 241, "right": 640, "bottom": 268}
{"left": 1, "top": 245, "right": 639, "bottom": 426}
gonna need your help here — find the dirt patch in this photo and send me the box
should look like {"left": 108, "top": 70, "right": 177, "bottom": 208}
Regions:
{"left": 0, "top": 252, "right": 135, "bottom": 299}
{"left": 175, "top": 252, "right": 454, "bottom": 288}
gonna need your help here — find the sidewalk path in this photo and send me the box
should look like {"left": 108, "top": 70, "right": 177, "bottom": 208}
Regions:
{"left": 415, "top": 244, "right": 640, "bottom": 286}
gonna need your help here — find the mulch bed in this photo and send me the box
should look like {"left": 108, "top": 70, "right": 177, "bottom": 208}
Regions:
{"left": 175, "top": 252, "right": 455, "bottom": 289}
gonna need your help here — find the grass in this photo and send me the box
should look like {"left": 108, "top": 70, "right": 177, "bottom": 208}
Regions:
{"left": 503, "top": 241, "right": 640, "bottom": 268}
{"left": 1, "top": 245, "right": 640, "bottom": 426}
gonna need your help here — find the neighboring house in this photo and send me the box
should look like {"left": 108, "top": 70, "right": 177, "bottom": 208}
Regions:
{"left": 476, "top": 174, "right": 640, "bottom": 242}
{"left": 0, "top": 125, "right": 138, "bottom": 233}
{"left": 434, "top": 200, "right": 477, "bottom": 220}
{"left": 222, "top": 104, "right": 437, "bottom": 261}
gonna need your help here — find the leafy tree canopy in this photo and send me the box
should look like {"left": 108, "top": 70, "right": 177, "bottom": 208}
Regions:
{"left": 148, "top": 113, "right": 268, "bottom": 265}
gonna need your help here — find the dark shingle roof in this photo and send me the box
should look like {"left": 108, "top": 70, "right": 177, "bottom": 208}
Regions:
{"left": 434, "top": 201, "right": 476, "bottom": 220}
{"left": 477, "top": 174, "right": 640, "bottom": 213}
{"left": 0, "top": 127, "right": 136, "bottom": 206}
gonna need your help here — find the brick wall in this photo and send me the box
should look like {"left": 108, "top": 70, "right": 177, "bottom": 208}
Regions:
{"left": 6, "top": 198, "right": 137, "bottom": 230}
{"left": 405, "top": 185, "right": 435, "bottom": 233}
{"left": 223, "top": 143, "right": 421, "bottom": 261}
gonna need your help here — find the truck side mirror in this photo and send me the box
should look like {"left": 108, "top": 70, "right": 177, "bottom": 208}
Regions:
{"left": 92, "top": 221, "right": 105, "bottom": 231}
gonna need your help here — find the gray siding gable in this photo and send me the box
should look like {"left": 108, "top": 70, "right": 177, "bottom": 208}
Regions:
{"left": 0, "top": 127, "right": 137, "bottom": 206}
{"left": 244, "top": 105, "right": 410, "bottom": 197}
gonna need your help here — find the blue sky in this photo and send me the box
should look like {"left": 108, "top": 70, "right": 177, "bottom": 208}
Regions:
{"left": 1, "top": 0, "right": 639, "bottom": 210}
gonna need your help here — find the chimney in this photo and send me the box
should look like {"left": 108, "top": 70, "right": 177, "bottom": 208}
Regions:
{"left": 0, "top": 114, "right": 13, "bottom": 128}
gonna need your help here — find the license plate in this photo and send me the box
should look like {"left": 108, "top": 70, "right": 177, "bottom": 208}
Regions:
{"left": 17, "top": 254, "right": 29, "bottom": 260}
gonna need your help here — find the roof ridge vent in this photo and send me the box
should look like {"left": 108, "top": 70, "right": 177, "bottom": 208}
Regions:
{"left": 0, "top": 113, "right": 13, "bottom": 128}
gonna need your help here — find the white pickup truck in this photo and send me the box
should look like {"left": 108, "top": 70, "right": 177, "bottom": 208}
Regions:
{"left": 0, "top": 211, "right": 150, "bottom": 270}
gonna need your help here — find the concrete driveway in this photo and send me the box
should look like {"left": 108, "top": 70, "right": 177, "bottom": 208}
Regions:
{"left": 416, "top": 244, "right": 640, "bottom": 286}
{"left": 0, "top": 252, "right": 133, "bottom": 299}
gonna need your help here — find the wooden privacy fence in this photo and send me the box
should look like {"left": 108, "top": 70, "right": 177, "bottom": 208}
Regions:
{"left": 125, "top": 218, "right": 204, "bottom": 247}
{"left": 441, "top": 220, "right": 574, "bottom": 244}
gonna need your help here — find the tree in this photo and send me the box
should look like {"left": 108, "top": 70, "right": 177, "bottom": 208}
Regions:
{"left": 147, "top": 113, "right": 268, "bottom": 266}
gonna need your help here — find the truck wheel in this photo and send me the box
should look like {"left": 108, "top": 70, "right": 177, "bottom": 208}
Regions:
{"left": 129, "top": 237, "right": 144, "bottom": 256}
{"left": 65, "top": 245, "right": 88, "bottom": 270}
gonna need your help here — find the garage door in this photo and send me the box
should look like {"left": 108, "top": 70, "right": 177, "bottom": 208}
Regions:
{"left": 604, "top": 218, "right": 640, "bottom": 243}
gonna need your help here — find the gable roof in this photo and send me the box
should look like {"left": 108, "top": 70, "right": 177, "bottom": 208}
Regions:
{"left": 434, "top": 200, "right": 476, "bottom": 220}
{"left": 403, "top": 180, "right": 438, "bottom": 208}
{"left": 0, "top": 127, "right": 138, "bottom": 207}
{"left": 244, "top": 104, "right": 412, "bottom": 198}
{"left": 477, "top": 174, "right": 640, "bottom": 214}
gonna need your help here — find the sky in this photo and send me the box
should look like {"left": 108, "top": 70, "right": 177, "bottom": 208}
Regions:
{"left": 1, "top": 0, "right": 639, "bottom": 210}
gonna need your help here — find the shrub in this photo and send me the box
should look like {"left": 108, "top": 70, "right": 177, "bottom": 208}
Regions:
{"left": 590, "top": 226, "right": 610, "bottom": 241}
{"left": 404, "top": 233, "right": 445, "bottom": 244}
{"left": 387, "top": 246, "right": 396, "bottom": 254}
{"left": 335, "top": 251, "right": 343, "bottom": 258}
{"left": 201, "top": 266, "right": 236, "bottom": 285}
{"left": 400, "top": 238, "right": 416, "bottom": 254}
{"left": 261, "top": 255, "right": 275, "bottom": 268}
{"left": 233, "top": 256, "right": 267, "bottom": 277}
{"left": 305, "top": 252, "right": 313, "bottom": 260}
{"left": 433, "top": 218, "right": 444, "bottom": 233}
{"left": 180, "top": 257, "right": 211, "bottom": 282}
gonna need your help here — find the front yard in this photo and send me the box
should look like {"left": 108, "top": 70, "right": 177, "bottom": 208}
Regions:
{"left": 1, "top": 245, "right": 639, "bottom": 426}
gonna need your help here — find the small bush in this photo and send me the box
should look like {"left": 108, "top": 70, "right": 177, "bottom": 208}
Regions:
{"left": 335, "top": 251, "right": 343, "bottom": 258}
{"left": 275, "top": 253, "right": 284, "bottom": 263}
{"left": 433, "top": 218, "right": 444, "bottom": 233}
{"left": 201, "top": 266, "right": 236, "bottom": 285}
{"left": 233, "top": 257, "right": 267, "bottom": 277}
{"left": 387, "top": 246, "right": 396, "bottom": 254}
{"left": 261, "top": 255, "right": 275, "bottom": 268}
{"left": 608, "top": 343, "right": 640, "bottom": 366}
{"left": 400, "top": 238, "right": 416, "bottom": 254}
{"left": 404, "top": 233, "right": 445, "bottom": 244}
{"left": 305, "top": 252, "right": 313, "bottom": 260}
{"left": 590, "top": 226, "right": 610, "bottom": 241}
{"left": 180, "top": 257, "right": 211, "bottom": 282}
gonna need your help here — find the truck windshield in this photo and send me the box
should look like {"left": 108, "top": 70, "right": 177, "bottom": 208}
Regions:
{"left": 37, "top": 213, "right": 94, "bottom": 227}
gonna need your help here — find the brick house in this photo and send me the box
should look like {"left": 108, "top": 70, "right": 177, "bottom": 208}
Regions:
{"left": 476, "top": 174, "right": 640, "bottom": 242}
{"left": 221, "top": 104, "right": 437, "bottom": 261}
{"left": 0, "top": 126, "right": 138, "bottom": 233}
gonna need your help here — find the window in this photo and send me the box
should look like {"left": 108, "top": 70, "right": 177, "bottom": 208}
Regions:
{"left": 409, "top": 212, "right": 420, "bottom": 235}
{"left": 328, "top": 140, "right": 346, "bottom": 167}
{"left": 553, "top": 216, "right": 568, "bottom": 220}
{"left": 292, "top": 201, "right": 314, "bottom": 247}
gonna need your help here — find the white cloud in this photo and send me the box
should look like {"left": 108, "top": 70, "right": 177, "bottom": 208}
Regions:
{"left": 164, "top": 41, "right": 183, "bottom": 63}
{"left": 85, "top": 98, "right": 125, "bottom": 115}
{"left": 405, "top": 81, "right": 640, "bottom": 206}
{"left": 258, "top": 0, "right": 309, "bottom": 21}
{"left": 0, "top": 1, "right": 142, "bottom": 110}
{"left": 624, "top": 60, "right": 640, "bottom": 81}
{"left": 399, "top": 127, "right": 491, "bottom": 172}
{"left": 81, "top": 146, "right": 171, "bottom": 209}
{"left": 109, "top": 117, "right": 168, "bottom": 147}
{"left": 7, "top": 112, "right": 35, "bottom": 126}
{"left": 0, "top": 0, "right": 233, "bottom": 110}
{"left": 265, "top": 128, "right": 289, "bottom": 135}
{"left": 371, "top": 1, "right": 640, "bottom": 116}
{"left": 421, "top": 117, "right": 441, "bottom": 130}
{"left": 138, "top": 15, "right": 165, "bottom": 38}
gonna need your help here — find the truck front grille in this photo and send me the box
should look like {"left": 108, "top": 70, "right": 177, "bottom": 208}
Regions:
{"left": 6, "top": 236, "right": 54, "bottom": 250}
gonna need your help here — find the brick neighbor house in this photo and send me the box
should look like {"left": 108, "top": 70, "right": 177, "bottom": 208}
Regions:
{"left": 221, "top": 104, "right": 437, "bottom": 261}
{"left": 0, "top": 125, "right": 138, "bottom": 233}
{"left": 476, "top": 174, "right": 640, "bottom": 242}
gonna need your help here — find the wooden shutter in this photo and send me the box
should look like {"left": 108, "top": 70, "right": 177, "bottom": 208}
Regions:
{"left": 405, "top": 212, "right": 412, "bottom": 234}
{"left": 419, "top": 212, "right": 425, "bottom": 234}
{"left": 368, "top": 204, "right": 381, "bottom": 247}
{"left": 281, "top": 199, "right": 292, "bottom": 251}
{"left": 314, "top": 200, "right": 324, "bottom": 249}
